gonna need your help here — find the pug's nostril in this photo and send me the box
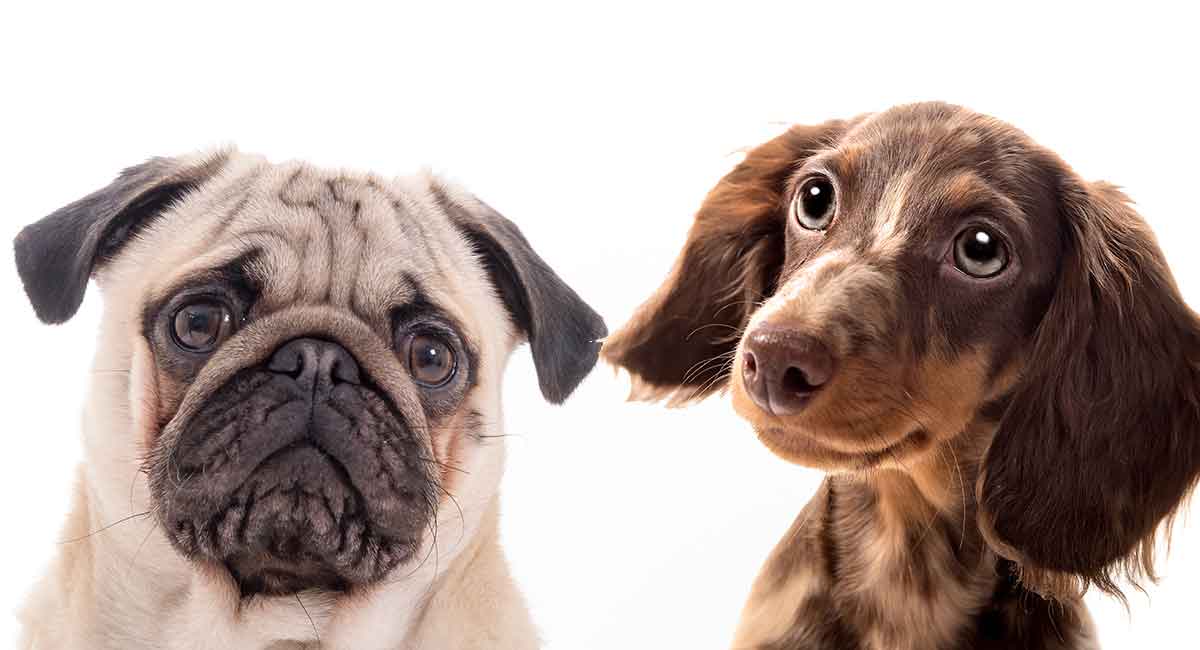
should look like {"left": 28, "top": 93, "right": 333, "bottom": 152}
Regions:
{"left": 267, "top": 338, "right": 363, "bottom": 389}
{"left": 267, "top": 348, "right": 303, "bottom": 377}
{"left": 329, "top": 356, "right": 361, "bottom": 385}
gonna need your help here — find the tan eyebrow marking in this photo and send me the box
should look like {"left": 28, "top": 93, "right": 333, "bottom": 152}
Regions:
{"left": 870, "top": 170, "right": 916, "bottom": 258}
{"left": 831, "top": 144, "right": 863, "bottom": 180}
{"left": 935, "top": 171, "right": 994, "bottom": 215}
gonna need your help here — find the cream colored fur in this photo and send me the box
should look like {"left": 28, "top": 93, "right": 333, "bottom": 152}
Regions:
{"left": 18, "top": 150, "right": 541, "bottom": 649}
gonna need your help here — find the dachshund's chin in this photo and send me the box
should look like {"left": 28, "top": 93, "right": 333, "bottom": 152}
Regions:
{"left": 750, "top": 423, "right": 932, "bottom": 472}
{"left": 732, "top": 382, "right": 934, "bottom": 470}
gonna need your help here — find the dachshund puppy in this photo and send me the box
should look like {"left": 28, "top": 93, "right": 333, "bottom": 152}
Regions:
{"left": 603, "top": 102, "right": 1200, "bottom": 649}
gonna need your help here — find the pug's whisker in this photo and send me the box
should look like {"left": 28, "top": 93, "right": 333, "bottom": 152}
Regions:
{"left": 425, "top": 491, "right": 446, "bottom": 602}
{"left": 295, "top": 594, "right": 320, "bottom": 643}
{"left": 434, "top": 484, "right": 467, "bottom": 549}
{"left": 472, "top": 432, "right": 520, "bottom": 440}
{"left": 127, "top": 470, "right": 140, "bottom": 515}
{"left": 127, "top": 517, "right": 159, "bottom": 574}
{"left": 59, "top": 511, "right": 151, "bottom": 544}
{"left": 393, "top": 491, "right": 443, "bottom": 586}
{"left": 413, "top": 454, "right": 470, "bottom": 476}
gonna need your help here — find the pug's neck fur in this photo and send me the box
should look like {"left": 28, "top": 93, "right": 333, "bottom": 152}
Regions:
{"left": 20, "top": 478, "right": 535, "bottom": 649}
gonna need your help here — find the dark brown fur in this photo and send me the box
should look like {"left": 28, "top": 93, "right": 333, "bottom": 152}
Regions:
{"left": 603, "top": 102, "right": 1200, "bottom": 648}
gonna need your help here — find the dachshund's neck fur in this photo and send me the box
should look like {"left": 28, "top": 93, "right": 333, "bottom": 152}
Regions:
{"left": 732, "top": 420, "right": 1099, "bottom": 650}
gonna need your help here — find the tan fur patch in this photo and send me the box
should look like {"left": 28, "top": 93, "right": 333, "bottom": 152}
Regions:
{"left": 869, "top": 170, "right": 915, "bottom": 258}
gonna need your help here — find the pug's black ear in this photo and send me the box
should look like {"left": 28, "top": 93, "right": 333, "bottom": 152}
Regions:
{"left": 14, "top": 151, "right": 231, "bottom": 324}
{"left": 432, "top": 181, "right": 607, "bottom": 404}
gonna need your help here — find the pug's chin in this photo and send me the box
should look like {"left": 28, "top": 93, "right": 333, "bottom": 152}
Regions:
{"left": 169, "top": 443, "right": 419, "bottom": 597}
{"left": 225, "top": 552, "right": 348, "bottom": 596}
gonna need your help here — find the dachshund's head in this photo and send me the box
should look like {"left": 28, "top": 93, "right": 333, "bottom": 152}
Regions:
{"left": 603, "top": 101, "right": 1200, "bottom": 600}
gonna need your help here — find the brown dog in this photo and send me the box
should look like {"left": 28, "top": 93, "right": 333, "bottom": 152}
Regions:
{"left": 603, "top": 102, "right": 1200, "bottom": 649}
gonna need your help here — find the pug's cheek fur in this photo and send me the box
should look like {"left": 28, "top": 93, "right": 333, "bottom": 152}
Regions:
{"left": 128, "top": 335, "right": 165, "bottom": 452}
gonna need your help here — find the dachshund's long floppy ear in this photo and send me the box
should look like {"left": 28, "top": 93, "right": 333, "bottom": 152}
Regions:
{"left": 601, "top": 120, "right": 850, "bottom": 404}
{"left": 977, "top": 171, "right": 1200, "bottom": 600}
{"left": 14, "top": 151, "right": 231, "bottom": 324}
{"left": 431, "top": 181, "right": 606, "bottom": 404}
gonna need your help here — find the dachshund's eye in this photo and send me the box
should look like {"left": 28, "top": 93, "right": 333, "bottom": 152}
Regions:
{"left": 171, "top": 301, "right": 235, "bottom": 353}
{"left": 793, "top": 176, "right": 836, "bottom": 230}
{"left": 953, "top": 227, "right": 1008, "bottom": 278}
{"left": 404, "top": 333, "right": 457, "bottom": 387}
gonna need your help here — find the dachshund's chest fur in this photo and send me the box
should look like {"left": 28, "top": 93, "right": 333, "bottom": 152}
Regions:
{"left": 735, "top": 472, "right": 1097, "bottom": 650}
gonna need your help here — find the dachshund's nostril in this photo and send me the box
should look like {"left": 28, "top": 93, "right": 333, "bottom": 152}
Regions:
{"left": 782, "top": 366, "right": 818, "bottom": 394}
{"left": 744, "top": 351, "right": 758, "bottom": 377}
{"left": 741, "top": 324, "right": 836, "bottom": 416}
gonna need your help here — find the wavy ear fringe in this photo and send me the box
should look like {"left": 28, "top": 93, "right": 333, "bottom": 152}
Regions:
{"left": 601, "top": 120, "right": 852, "bottom": 403}
{"left": 979, "top": 477, "right": 1193, "bottom": 604}
{"left": 976, "top": 171, "right": 1200, "bottom": 605}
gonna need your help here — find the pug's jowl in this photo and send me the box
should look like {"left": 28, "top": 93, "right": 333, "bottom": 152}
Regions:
{"left": 14, "top": 149, "right": 605, "bottom": 649}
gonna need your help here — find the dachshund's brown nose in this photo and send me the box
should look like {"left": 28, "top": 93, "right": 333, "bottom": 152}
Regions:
{"left": 741, "top": 324, "right": 835, "bottom": 416}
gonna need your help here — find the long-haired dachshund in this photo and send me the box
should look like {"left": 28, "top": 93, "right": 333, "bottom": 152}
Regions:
{"left": 603, "top": 102, "right": 1200, "bottom": 649}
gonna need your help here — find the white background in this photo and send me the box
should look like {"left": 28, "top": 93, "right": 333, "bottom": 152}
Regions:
{"left": 2, "top": 2, "right": 1198, "bottom": 648}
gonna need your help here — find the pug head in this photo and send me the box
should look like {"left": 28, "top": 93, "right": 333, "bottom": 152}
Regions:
{"left": 15, "top": 149, "right": 605, "bottom": 596}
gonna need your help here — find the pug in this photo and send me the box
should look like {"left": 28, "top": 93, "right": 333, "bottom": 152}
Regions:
{"left": 13, "top": 148, "right": 605, "bottom": 650}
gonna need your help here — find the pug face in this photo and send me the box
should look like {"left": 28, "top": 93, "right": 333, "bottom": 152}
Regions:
{"left": 16, "top": 149, "right": 604, "bottom": 597}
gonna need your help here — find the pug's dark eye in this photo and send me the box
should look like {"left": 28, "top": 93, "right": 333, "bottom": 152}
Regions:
{"left": 405, "top": 334, "right": 457, "bottom": 387}
{"left": 953, "top": 226, "right": 1008, "bottom": 278}
{"left": 793, "top": 175, "right": 836, "bottom": 230}
{"left": 171, "top": 301, "right": 235, "bottom": 353}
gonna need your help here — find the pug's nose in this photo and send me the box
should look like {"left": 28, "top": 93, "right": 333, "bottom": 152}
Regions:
{"left": 268, "top": 338, "right": 361, "bottom": 394}
{"left": 740, "top": 324, "right": 835, "bottom": 416}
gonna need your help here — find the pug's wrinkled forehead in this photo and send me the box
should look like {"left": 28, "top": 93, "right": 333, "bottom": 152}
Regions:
{"left": 134, "top": 157, "right": 488, "bottom": 343}
{"left": 18, "top": 148, "right": 604, "bottom": 406}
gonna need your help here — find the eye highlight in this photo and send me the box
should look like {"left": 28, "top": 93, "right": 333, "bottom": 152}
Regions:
{"left": 953, "top": 226, "right": 1008, "bottom": 278}
{"left": 171, "top": 300, "right": 235, "bottom": 353}
{"left": 792, "top": 175, "right": 836, "bottom": 230}
{"left": 403, "top": 333, "right": 457, "bottom": 387}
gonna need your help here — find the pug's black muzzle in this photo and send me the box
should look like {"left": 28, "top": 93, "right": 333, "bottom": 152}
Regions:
{"left": 154, "top": 337, "right": 435, "bottom": 596}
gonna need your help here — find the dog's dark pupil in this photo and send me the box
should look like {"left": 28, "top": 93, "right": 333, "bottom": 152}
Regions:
{"left": 410, "top": 335, "right": 453, "bottom": 385}
{"left": 964, "top": 229, "right": 997, "bottom": 260}
{"left": 801, "top": 178, "right": 834, "bottom": 219}
{"left": 173, "top": 302, "right": 225, "bottom": 349}
{"left": 953, "top": 226, "right": 1007, "bottom": 278}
